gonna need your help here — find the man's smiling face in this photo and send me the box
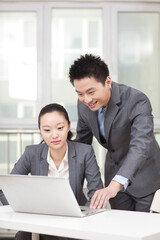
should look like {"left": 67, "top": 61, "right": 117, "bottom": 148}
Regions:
{"left": 73, "top": 76, "right": 112, "bottom": 111}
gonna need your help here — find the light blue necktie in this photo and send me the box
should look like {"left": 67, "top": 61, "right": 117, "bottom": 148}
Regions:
{"left": 97, "top": 107, "right": 106, "bottom": 139}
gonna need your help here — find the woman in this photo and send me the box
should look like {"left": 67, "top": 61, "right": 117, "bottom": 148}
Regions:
{"left": 10, "top": 103, "right": 103, "bottom": 240}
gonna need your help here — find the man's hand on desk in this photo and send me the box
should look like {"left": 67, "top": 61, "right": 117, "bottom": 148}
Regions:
{"left": 90, "top": 180, "right": 123, "bottom": 209}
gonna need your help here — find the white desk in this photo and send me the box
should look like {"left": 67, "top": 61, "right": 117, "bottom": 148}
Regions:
{"left": 0, "top": 205, "right": 160, "bottom": 240}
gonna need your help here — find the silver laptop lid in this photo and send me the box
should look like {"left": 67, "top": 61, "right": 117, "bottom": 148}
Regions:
{"left": 0, "top": 174, "right": 83, "bottom": 217}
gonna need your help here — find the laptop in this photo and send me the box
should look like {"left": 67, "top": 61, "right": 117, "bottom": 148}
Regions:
{"left": 0, "top": 174, "right": 106, "bottom": 217}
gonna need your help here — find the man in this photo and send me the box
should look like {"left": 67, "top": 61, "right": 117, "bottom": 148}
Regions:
{"left": 69, "top": 54, "right": 160, "bottom": 212}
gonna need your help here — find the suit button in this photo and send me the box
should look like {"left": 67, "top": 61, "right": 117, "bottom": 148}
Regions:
{"left": 111, "top": 149, "right": 115, "bottom": 152}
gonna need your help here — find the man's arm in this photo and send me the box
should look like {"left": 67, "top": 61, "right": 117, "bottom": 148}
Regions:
{"left": 90, "top": 180, "right": 123, "bottom": 209}
{"left": 116, "top": 91, "right": 154, "bottom": 181}
{"left": 76, "top": 100, "right": 93, "bottom": 144}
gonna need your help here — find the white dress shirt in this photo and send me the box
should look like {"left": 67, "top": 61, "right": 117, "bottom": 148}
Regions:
{"left": 47, "top": 144, "right": 69, "bottom": 179}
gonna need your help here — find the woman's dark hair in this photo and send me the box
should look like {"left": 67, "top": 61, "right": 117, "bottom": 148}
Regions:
{"left": 38, "top": 103, "right": 73, "bottom": 140}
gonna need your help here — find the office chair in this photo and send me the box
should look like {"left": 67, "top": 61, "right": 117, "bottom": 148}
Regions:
{"left": 32, "top": 233, "right": 40, "bottom": 240}
{"left": 150, "top": 189, "right": 160, "bottom": 213}
{"left": 32, "top": 233, "right": 39, "bottom": 240}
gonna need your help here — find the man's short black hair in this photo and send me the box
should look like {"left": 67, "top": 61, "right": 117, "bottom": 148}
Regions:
{"left": 69, "top": 54, "right": 109, "bottom": 85}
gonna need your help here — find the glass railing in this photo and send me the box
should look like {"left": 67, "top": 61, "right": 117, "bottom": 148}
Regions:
{"left": 0, "top": 130, "right": 41, "bottom": 175}
{"left": 0, "top": 129, "right": 106, "bottom": 177}
{"left": 1, "top": 129, "right": 160, "bottom": 178}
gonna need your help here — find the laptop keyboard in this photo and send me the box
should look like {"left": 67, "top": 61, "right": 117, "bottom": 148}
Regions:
{"left": 80, "top": 206, "right": 105, "bottom": 215}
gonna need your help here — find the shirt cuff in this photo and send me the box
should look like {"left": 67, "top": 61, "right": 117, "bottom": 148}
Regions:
{"left": 112, "top": 175, "right": 130, "bottom": 192}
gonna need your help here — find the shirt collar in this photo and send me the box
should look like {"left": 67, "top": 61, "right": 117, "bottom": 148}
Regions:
{"left": 47, "top": 143, "right": 68, "bottom": 166}
{"left": 98, "top": 106, "right": 107, "bottom": 114}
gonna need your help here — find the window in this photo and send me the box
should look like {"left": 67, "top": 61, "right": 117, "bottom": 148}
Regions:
{"left": 118, "top": 12, "right": 160, "bottom": 119}
{"left": 1, "top": 2, "right": 159, "bottom": 128}
{"left": 0, "top": 3, "right": 104, "bottom": 176}
{"left": 0, "top": 1, "right": 160, "bottom": 176}
{"left": 0, "top": 12, "right": 37, "bottom": 119}
{"left": 51, "top": 8, "right": 102, "bottom": 121}
{"left": 111, "top": 3, "right": 160, "bottom": 129}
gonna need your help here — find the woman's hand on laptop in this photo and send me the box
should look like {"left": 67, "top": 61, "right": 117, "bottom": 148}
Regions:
{"left": 90, "top": 180, "right": 123, "bottom": 209}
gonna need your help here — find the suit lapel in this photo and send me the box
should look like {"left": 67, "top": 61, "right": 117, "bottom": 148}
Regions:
{"left": 40, "top": 144, "right": 49, "bottom": 176}
{"left": 104, "top": 82, "right": 120, "bottom": 143}
{"left": 67, "top": 141, "right": 77, "bottom": 196}
{"left": 85, "top": 82, "right": 120, "bottom": 146}
{"left": 88, "top": 111, "right": 100, "bottom": 139}
{"left": 90, "top": 110, "right": 108, "bottom": 146}
{"left": 104, "top": 99, "right": 119, "bottom": 143}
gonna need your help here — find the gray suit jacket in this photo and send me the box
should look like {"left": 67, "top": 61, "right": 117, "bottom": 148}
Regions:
{"left": 4, "top": 140, "right": 102, "bottom": 206}
{"left": 76, "top": 81, "right": 160, "bottom": 198}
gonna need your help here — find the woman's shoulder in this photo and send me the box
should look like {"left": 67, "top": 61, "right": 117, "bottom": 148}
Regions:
{"left": 68, "top": 140, "right": 93, "bottom": 151}
{"left": 25, "top": 143, "right": 48, "bottom": 153}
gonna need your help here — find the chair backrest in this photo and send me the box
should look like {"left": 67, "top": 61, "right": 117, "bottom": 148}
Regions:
{"left": 32, "top": 233, "right": 39, "bottom": 240}
{"left": 150, "top": 189, "right": 160, "bottom": 213}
